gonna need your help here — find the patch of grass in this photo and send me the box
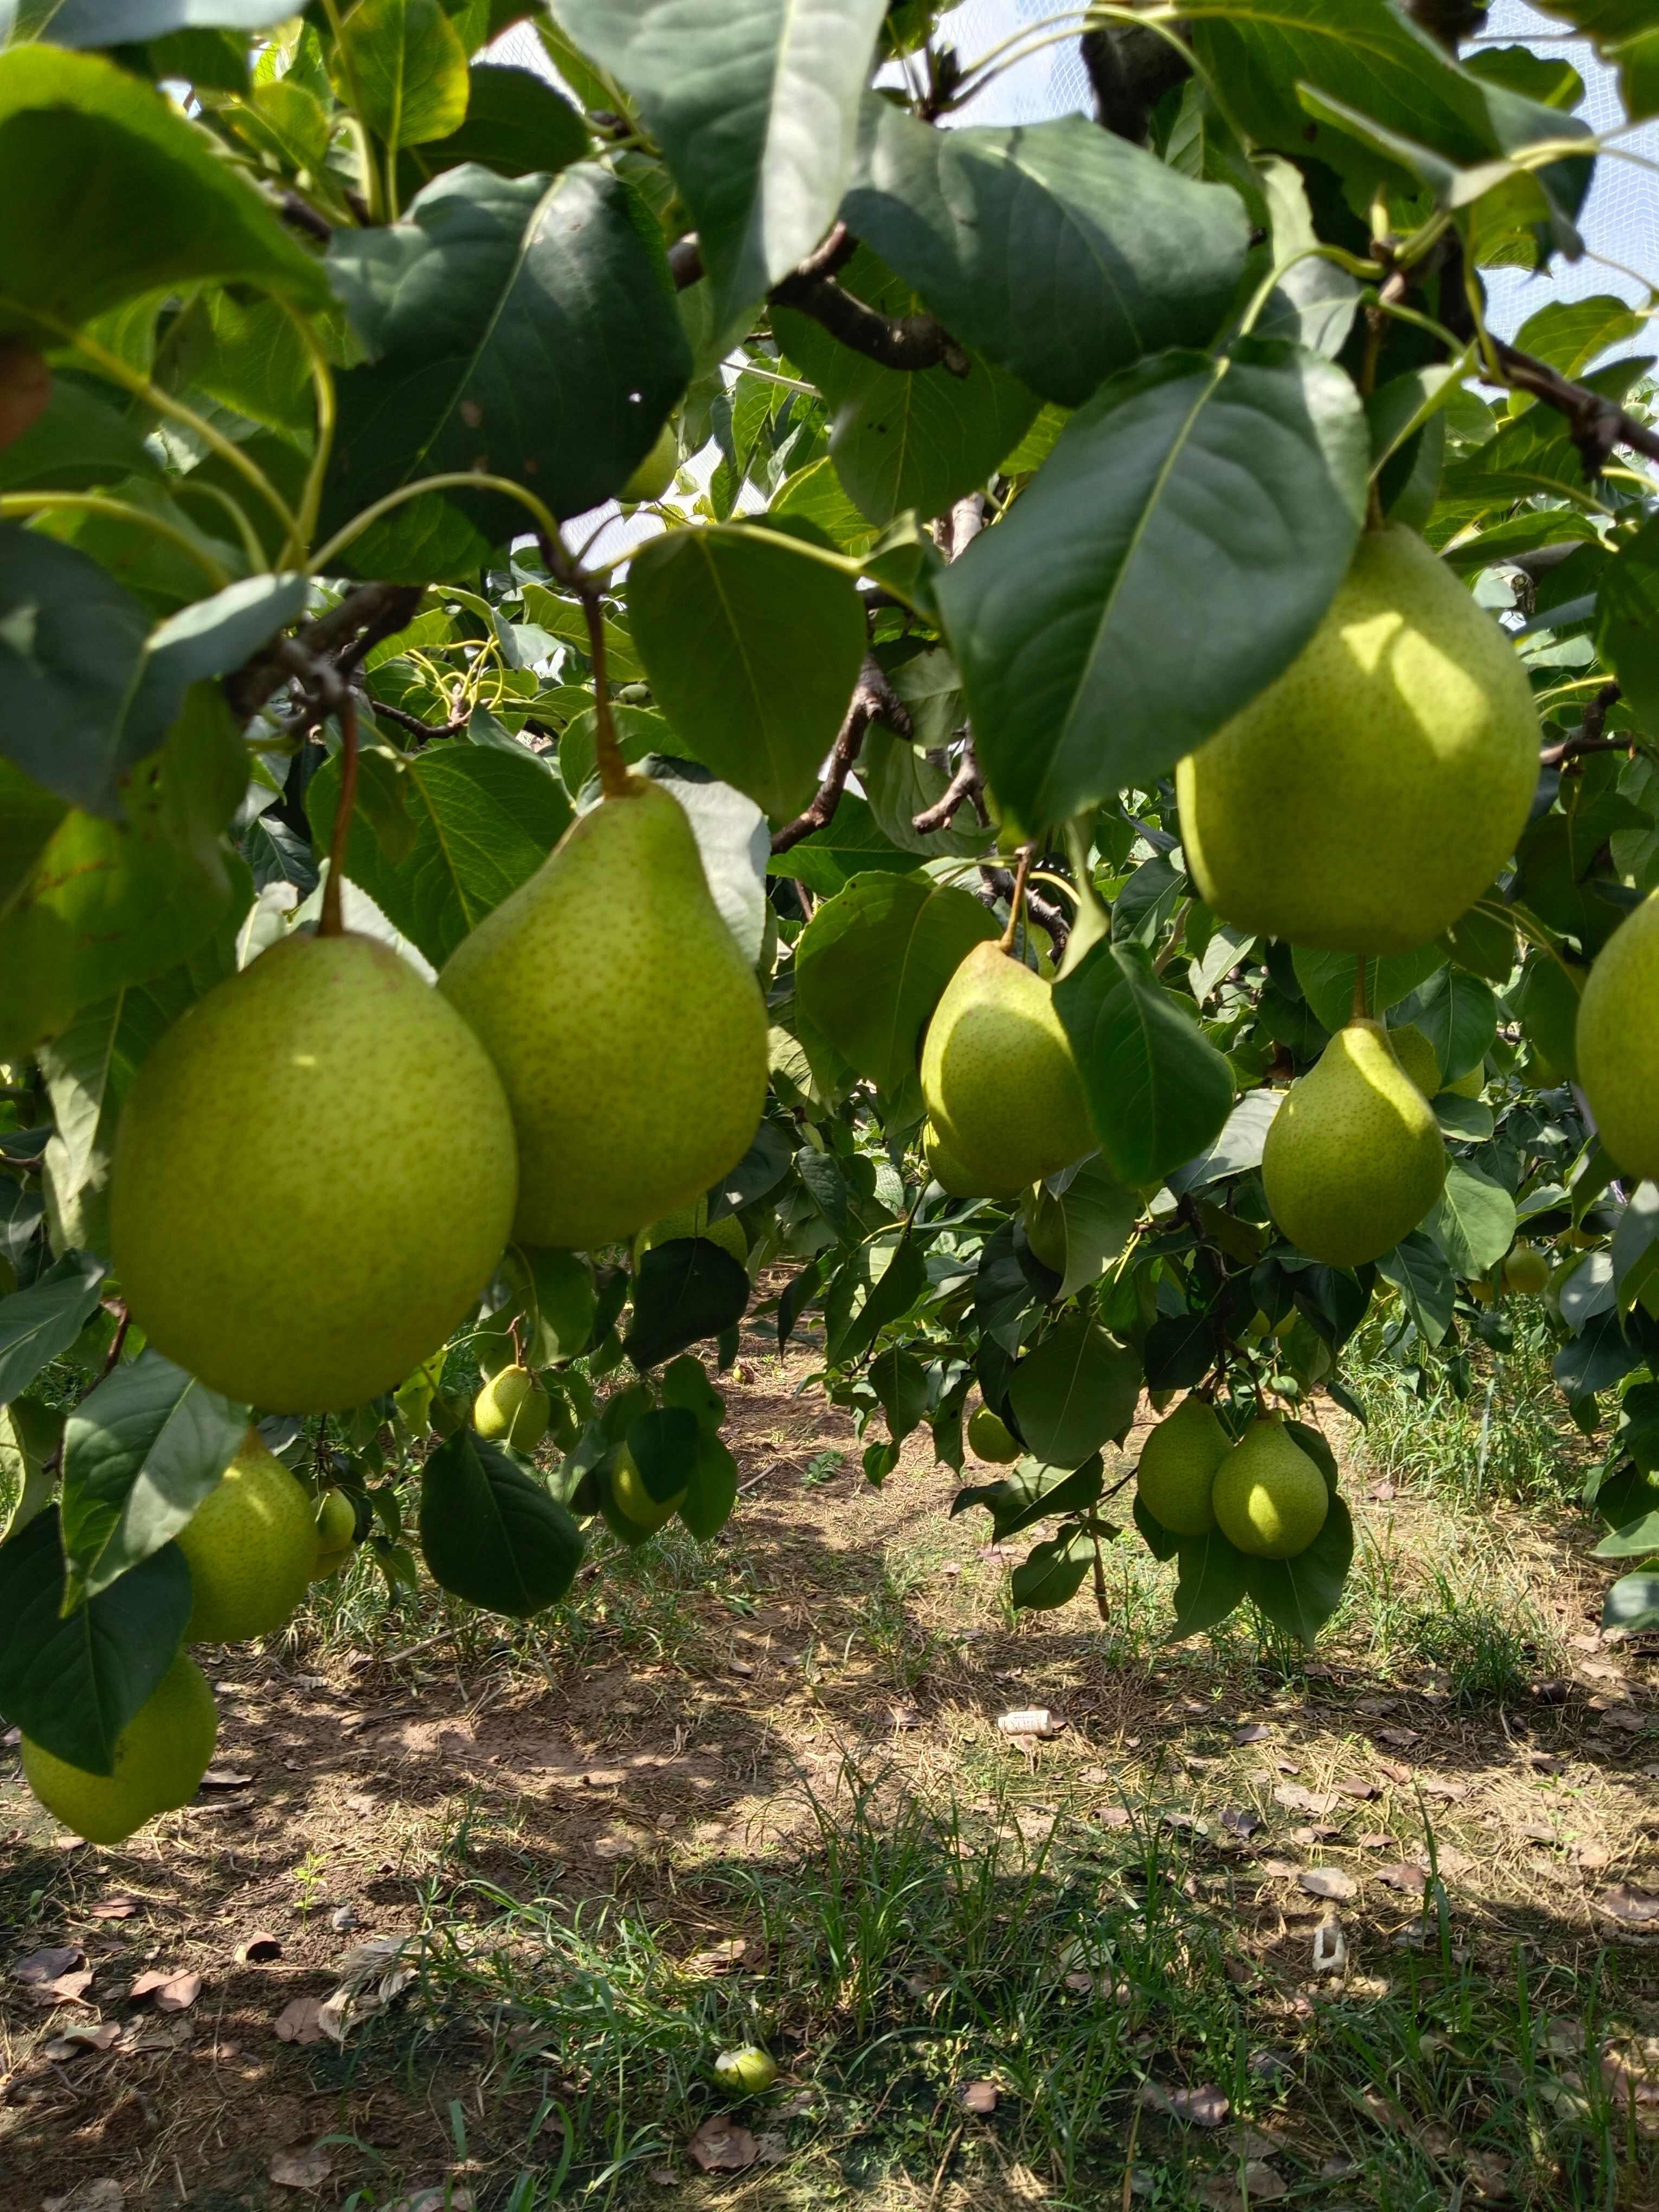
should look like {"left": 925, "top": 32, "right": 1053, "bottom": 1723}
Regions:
{"left": 1345, "top": 1333, "right": 1580, "bottom": 1507}
{"left": 1342, "top": 1514, "right": 1563, "bottom": 1703}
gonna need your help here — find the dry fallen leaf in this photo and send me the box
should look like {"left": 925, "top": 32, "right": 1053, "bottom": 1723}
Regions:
{"left": 1140, "top": 2081, "right": 1229, "bottom": 2126}
{"left": 1233, "top": 1724, "right": 1271, "bottom": 1746}
{"left": 1274, "top": 1783, "right": 1338, "bottom": 1817}
{"left": 32, "top": 1969, "right": 95, "bottom": 2007}
{"left": 199, "top": 1768, "right": 253, "bottom": 1791}
{"left": 13, "top": 1944, "right": 85, "bottom": 1984}
{"left": 44, "top": 2022, "right": 121, "bottom": 2060}
{"left": 1201, "top": 2164, "right": 1288, "bottom": 2210}
{"left": 1092, "top": 1805, "right": 1133, "bottom": 1829}
{"left": 1596, "top": 1886, "right": 1659, "bottom": 1926}
{"left": 686, "top": 2115, "right": 758, "bottom": 2172}
{"left": 1375, "top": 1863, "right": 1429, "bottom": 1895}
{"left": 234, "top": 1932, "right": 282, "bottom": 1964}
{"left": 889, "top": 1705, "right": 922, "bottom": 1731}
{"left": 383, "top": 2190, "right": 475, "bottom": 2212}
{"left": 269, "top": 2144, "right": 333, "bottom": 2191}
{"left": 1300, "top": 1867, "right": 1357, "bottom": 1902}
{"left": 1219, "top": 1808, "right": 1262, "bottom": 1839}
{"left": 1417, "top": 1777, "right": 1468, "bottom": 1802}
{"left": 274, "top": 1996, "right": 326, "bottom": 2045}
{"left": 130, "top": 1969, "right": 200, "bottom": 2011}
{"left": 88, "top": 1897, "right": 139, "bottom": 1921}
{"left": 959, "top": 2080, "right": 998, "bottom": 2114}
{"left": 687, "top": 1939, "right": 749, "bottom": 1975}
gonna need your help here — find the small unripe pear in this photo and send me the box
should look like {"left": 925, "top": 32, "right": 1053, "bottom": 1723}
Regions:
{"left": 176, "top": 1434, "right": 318, "bottom": 1642}
{"left": 1136, "top": 1395, "right": 1228, "bottom": 1535}
{"left": 1262, "top": 1020, "right": 1445, "bottom": 1266}
{"left": 611, "top": 1445, "right": 684, "bottom": 1531}
{"left": 712, "top": 2044, "right": 778, "bottom": 2094}
{"left": 967, "top": 1405, "right": 1020, "bottom": 1463}
{"left": 1386, "top": 1023, "right": 1441, "bottom": 1099}
{"left": 1578, "top": 891, "right": 1659, "bottom": 1180}
{"left": 311, "top": 1487, "right": 358, "bottom": 1580}
{"left": 1501, "top": 1241, "right": 1549, "bottom": 1295}
{"left": 473, "top": 1365, "right": 550, "bottom": 1450}
{"left": 621, "top": 422, "right": 678, "bottom": 502}
{"left": 1212, "top": 1417, "right": 1329, "bottom": 1559}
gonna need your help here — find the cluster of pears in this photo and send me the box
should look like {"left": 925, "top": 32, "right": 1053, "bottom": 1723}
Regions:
{"left": 1136, "top": 1396, "right": 1330, "bottom": 1560}
{"left": 1174, "top": 525, "right": 1540, "bottom": 1271}
{"left": 109, "top": 773, "right": 767, "bottom": 1416}
{"left": 20, "top": 1434, "right": 355, "bottom": 1845}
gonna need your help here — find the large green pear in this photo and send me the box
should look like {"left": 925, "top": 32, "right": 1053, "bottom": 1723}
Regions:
{"left": 440, "top": 776, "right": 768, "bottom": 1250}
{"left": 1262, "top": 1019, "right": 1445, "bottom": 1266}
{"left": 112, "top": 932, "right": 518, "bottom": 1412}
{"left": 176, "top": 1432, "right": 317, "bottom": 1641}
{"left": 1578, "top": 890, "right": 1659, "bottom": 1180}
{"left": 1176, "top": 527, "right": 1538, "bottom": 954}
{"left": 22, "top": 1652, "right": 216, "bottom": 1844}
{"left": 920, "top": 943, "right": 1095, "bottom": 1195}
{"left": 1212, "top": 1416, "right": 1329, "bottom": 1559}
{"left": 1136, "top": 1394, "right": 1229, "bottom": 1535}
{"left": 922, "top": 1118, "right": 983, "bottom": 1198}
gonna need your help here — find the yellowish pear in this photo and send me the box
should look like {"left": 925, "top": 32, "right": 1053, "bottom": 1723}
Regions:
{"left": 1386, "top": 1022, "right": 1441, "bottom": 1098}
{"left": 1136, "top": 1394, "right": 1229, "bottom": 1536}
{"left": 441, "top": 777, "right": 768, "bottom": 1250}
{"left": 176, "top": 1433, "right": 317, "bottom": 1642}
{"left": 1212, "top": 1416, "right": 1329, "bottom": 1559}
{"left": 22, "top": 1654, "right": 216, "bottom": 1845}
{"left": 1501, "top": 1240, "right": 1549, "bottom": 1295}
{"left": 921, "top": 944, "right": 1094, "bottom": 1196}
{"left": 473, "top": 1364, "right": 550, "bottom": 1450}
{"left": 311, "top": 1487, "right": 358, "bottom": 1580}
{"left": 967, "top": 1405, "right": 1020, "bottom": 1463}
{"left": 1262, "top": 1019, "right": 1445, "bottom": 1266}
{"left": 1578, "top": 891, "right": 1659, "bottom": 1179}
{"left": 922, "top": 1119, "right": 985, "bottom": 1198}
{"left": 611, "top": 1445, "right": 684, "bottom": 1531}
{"left": 112, "top": 932, "right": 517, "bottom": 1412}
{"left": 1177, "top": 528, "right": 1539, "bottom": 954}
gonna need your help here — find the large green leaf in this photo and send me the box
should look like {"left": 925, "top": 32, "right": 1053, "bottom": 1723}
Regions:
{"left": 627, "top": 525, "right": 866, "bottom": 818}
{"left": 0, "top": 1250, "right": 106, "bottom": 1404}
{"left": 0, "top": 371, "right": 160, "bottom": 492}
{"left": 1008, "top": 1310, "right": 1140, "bottom": 1468}
{"left": 399, "top": 60, "right": 588, "bottom": 189}
{"left": 1053, "top": 942, "right": 1234, "bottom": 1187}
{"left": 0, "top": 1506, "right": 189, "bottom": 1774}
{"left": 794, "top": 871, "right": 999, "bottom": 1095}
{"left": 950, "top": 1455, "right": 1104, "bottom": 1543}
{"left": 1024, "top": 1159, "right": 1139, "bottom": 1300}
{"left": 0, "top": 44, "right": 329, "bottom": 347}
{"left": 845, "top": 105, "right": 1250, "bottom": 409}
{"left": 624, "top": 1239, "right": 751, "bottom": 1370}
{"left": 1427, "top": 1160, "right": 1517, "bottom": 1279}
{"left": 59, "top": 1351, "right": 247, "bottom": 1604}
{"left": 334, "top": 0, "right": 470, "bottom": 151}
{"left": 1532, "top": 2, "right": 1659, "bottom": 122}
{"left": 1290, "top": 945, "right": 1446, "bottom": 1034}
{"left": 1240, "top": 1494, "right": 1354, "bottom": 1648}
{"left": 1009, "top": 1526, "right": 1094, "bottom": 1612}
{"left": 552, "top": 0, "right": 888, "bottom": 340}
{"left": 419, "top": 1430, "right": 583, "bottom": 1617}
{"left": 1392, "top": 968, "right": 1499, "bottom": 1087}
{"left": 822, "top": 1236, "right": 925, "bottom": 1367}
{"left": 0, "top": 689, "right": 250, "bottom": 1060}
{"left": 8, "top": 1, "right": 296, "bottom": 36}
{"left": 323, "top": 163, "right": 690, "bottom": 556}
{"left": 306, "top": 739, "right": 571, "bottom": 970}
{"left": 1169, "top": 1528, "right": 1249, "bottom": 1642}
{"left": 764, "top": 795, "right": 912, "bottom": 896}
{"left": 935, "top": 342, "right": 1367, "bottom": 829}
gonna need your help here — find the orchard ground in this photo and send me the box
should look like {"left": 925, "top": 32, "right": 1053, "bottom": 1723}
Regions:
{"left": 2, "top": 1322, "right": 1656, "bottom": 2212}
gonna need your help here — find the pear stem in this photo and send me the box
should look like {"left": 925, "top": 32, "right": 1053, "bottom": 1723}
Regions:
{"left": 319, "top": 695, "right": 359, "bottom": 940}
{"left": 999, "top": 841, "right": 1037, "bottom": 953}
{"left": 1351, "top": 960, "right": 1369, "bottom": 1024}
{"left": 580, "top": 581, "right": 633, "bottom": 801}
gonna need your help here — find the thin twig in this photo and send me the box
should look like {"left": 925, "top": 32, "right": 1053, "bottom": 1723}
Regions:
{"left": 771, "top": 655, "right": 914, "bottom": 853}
{"left": 1540, "top": 681, "right": 1624, "bottom": 769}
{"left": 912, "top": 746, "right": 983, "bottom": 834}
{"left": 360, "top": 691, "right": 471, "bottom": 742}
{"left": 999, "top": 841, "right": 1037, "bottom": 952}
{"left": 225, "top": 581, "right": 423, "bottom": 719}
{"left": 1484, "top": 340, "right": 1659, "bottom": 475}
{"left": 319, "top": 695, "right": 359, "bottom": 938}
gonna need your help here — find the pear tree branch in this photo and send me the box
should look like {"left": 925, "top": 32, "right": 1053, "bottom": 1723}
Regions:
{"left": 911, "top": 745, "right": 983, "bottom": 834}
{"left": 1540, "top": 682, "right": 1625, "bottom": 770}
{"left": 771, "top": 655, "right": 914, "bottom": 854}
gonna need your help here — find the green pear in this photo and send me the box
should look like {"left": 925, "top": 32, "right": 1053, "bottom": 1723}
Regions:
{"left": 441, "top": 776, "right": 768, "bottom": 1250}
{"left": 1136, "top": 1394, "right": 1229, "bottom": 1536}
{"left": 112, "top": 932, "right": 517, "bottom": 1413}
{"left": 22, "top": 1653, "right": 216, "bottom": 1845}
{"left": 473, "top": 1364, "right": 550, "bottom": 1450}
{"left": 712, "top": 2044, "right": 779, "bottom": 2094}
{"left": 1501, "top": 1240, "right": 1549, "bottom": 1295}
{"left": 635, "top": 1195, "right": 747, "bottom": 1266}
{"left": 1176, "top": 527, "right": 1539, "bottom": 954}
{"left": 311, "top": 1487, "right": 359, "bottom": 1580}
{"left": 176, "top": 1433, "right": 318, "bottom": 1641}
{"left": 610, "top": 1445, "right": 684, "bottom": 1531}
{"left": 621, "top": 422, "right": 678, "bottom": 502}
{"left": 1386, "top": 1022, "right": 1441, "bottom": 1099}
{"left": 1262, "top": 1020, "right": 1445, "bottom": 1266}
{"left": 1212, "top": 1416, "right": 1329, "bottom": 1559}
{"left": 967, "top": 1405, "right": 1020, "bottom": 1463}
{"left": 923, "top": 1118, "right": 984, "bottom": 1198}
{"left": 920, "top": 943, "right": 1095, "bottom": 1196}
{"left": 1578, "top": 890, "right": 1659, "bottom": 1179}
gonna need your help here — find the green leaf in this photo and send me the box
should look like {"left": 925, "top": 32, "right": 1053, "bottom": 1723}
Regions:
{"left": 1168, "top": 1527, "right": 1249, "bottom": 1641}
{"left": 950, "top": 1454, "right": 1103, "bottom": 1542}
{"left": 1604, "top": 1572, "right": 1659, "bottom": 1634}
{"left": 306, "top": 740, "right": 572, "bottom": 970}
{"left": 0, "top": 43, "right": 329, "bottom": 346}
{"left": 0, "top": 1250, "right": 106, "bottom": 1404}
{"left": 0, "top": 372, "right": 161, "bottom": 493}
{"left": 823, "top": 1237, "right": 925, "bottom": 1368}
{"left": 794, "top": 872, "right": 998, "bottom": 1095}
{"left": 624, "top": 1239, "right": 750, "bottom": 1370}
{"left": 626, "top": 1405, "right": 699, "bottom": 1503}
{"left": 0, "top": 687, "right": 250, "bottom": 1060}
{"left": 324, "top": 163, "right": 690, "bottom": 557}
{"left": 0, "top": 1505, "right": 189, "bottom": 1774}
{"left": 554, "top": 0, "right": 888, "bottom": 340}
{"left": 14, "top": 2, "right": 297, "bottom": 37}
{"left": 59, "top": 1350, "right": 248, "bottom": 1603}
{"left": 1597, "top": 515, "right": 1659, "bottom": 728}
{"left": 1510, "top": 951, "right": 1582, "bottom": 1077}
{"left": 1427, "top": 1161, "right": 1517, "bottom": 1279}
{"left": 1393, "top": 967, "right": 1499, "bottom": 1086}
{"left": 1054, "top": 941, "right": 1233, "bottom": 1186}
{"left": 335, "top": 0, "right": 470, "bottom": 150}
{"left": 626, "top": 525, "right": 866, "bottom": 819}
{"left": 846, "top": 104, "right": 1250, "bottom": 408}
{"left": 400, "top": 62, "right": 589, "bottom": 189}
{"left": 660, "top": 1353, "right": 737, "bottom": 1538}
{"left": 1530, "top": 3, "right": 1659, "bottom": 123}
{"left": 869, "top": 1345, "right": 929, "bottom": 1443}
{"left": 1381, "top": 1225, "right": 1463, "bottom": 1356}
{"left": 1025, "top": 1159, "right": 1139, "bottom": 1300}
{"left": 764, "top": 796, "right": 912, "bottom": 897}
{"left": 771, "top": 455, "right": 880, "bottom": 555}
{"left": 1009, "top": 1525, "right": 1094, "bottom": 1612}
{"left": 1008, "top": 1309, "right": 1140, "bottom": 1467}
{"left": 1290, "top": 944, "right": 1446, "bottom": 1035}
{"left": 936, "top": 342, "right": 1367, "bottom": 829}
{"left": 1512, "top": 294, "right": 1648, "bottom": 384}
{"left": 419, "top": 1429, "right": 583, "bottom": 1617}
{"left": 1240, "top": 1494, "right": 1353, "bottom": 1648}
{"left": 1593, "top": 1509, "right": 1659, "bottom": 1560}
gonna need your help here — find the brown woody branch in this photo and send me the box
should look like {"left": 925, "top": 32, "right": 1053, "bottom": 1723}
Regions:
{"left": 225, "top": 582, "right": 424, "bottom": 721}
{"left": 359, "top": 690, "right": 471, "bottom": 742}
{"left": 1485, "top": 340, "right": 1659, "bottom": 476}
{"left": 976, "top": 863, "right": 1071, "bottom": 959}
{"left": 771, "top": 654, "right": 914, "bottom": 854}
{"left": 1540, "top": 682, "right": 1624, "bottom": 770}
{"left": 911, "top": 747, "right": 982, "bottom": 835}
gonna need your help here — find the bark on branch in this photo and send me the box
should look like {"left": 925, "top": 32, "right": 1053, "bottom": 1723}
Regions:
{"left": 975, "top": 864, "right": 1071, "bottom": 960}
{"left": 1485, "top": 340, "right": 1659, "bottom": 476}
{"left": 911, "top": 747, "right": 982, "bottom": 835}
{"left": 770, "top": 655, "right": 914, "bottom": 854}
{"left": 226, "top": 582, "right": 424, "bottom": 721}
{"left": 1540, "top": 682, "right": 1624, "bottom": 770}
